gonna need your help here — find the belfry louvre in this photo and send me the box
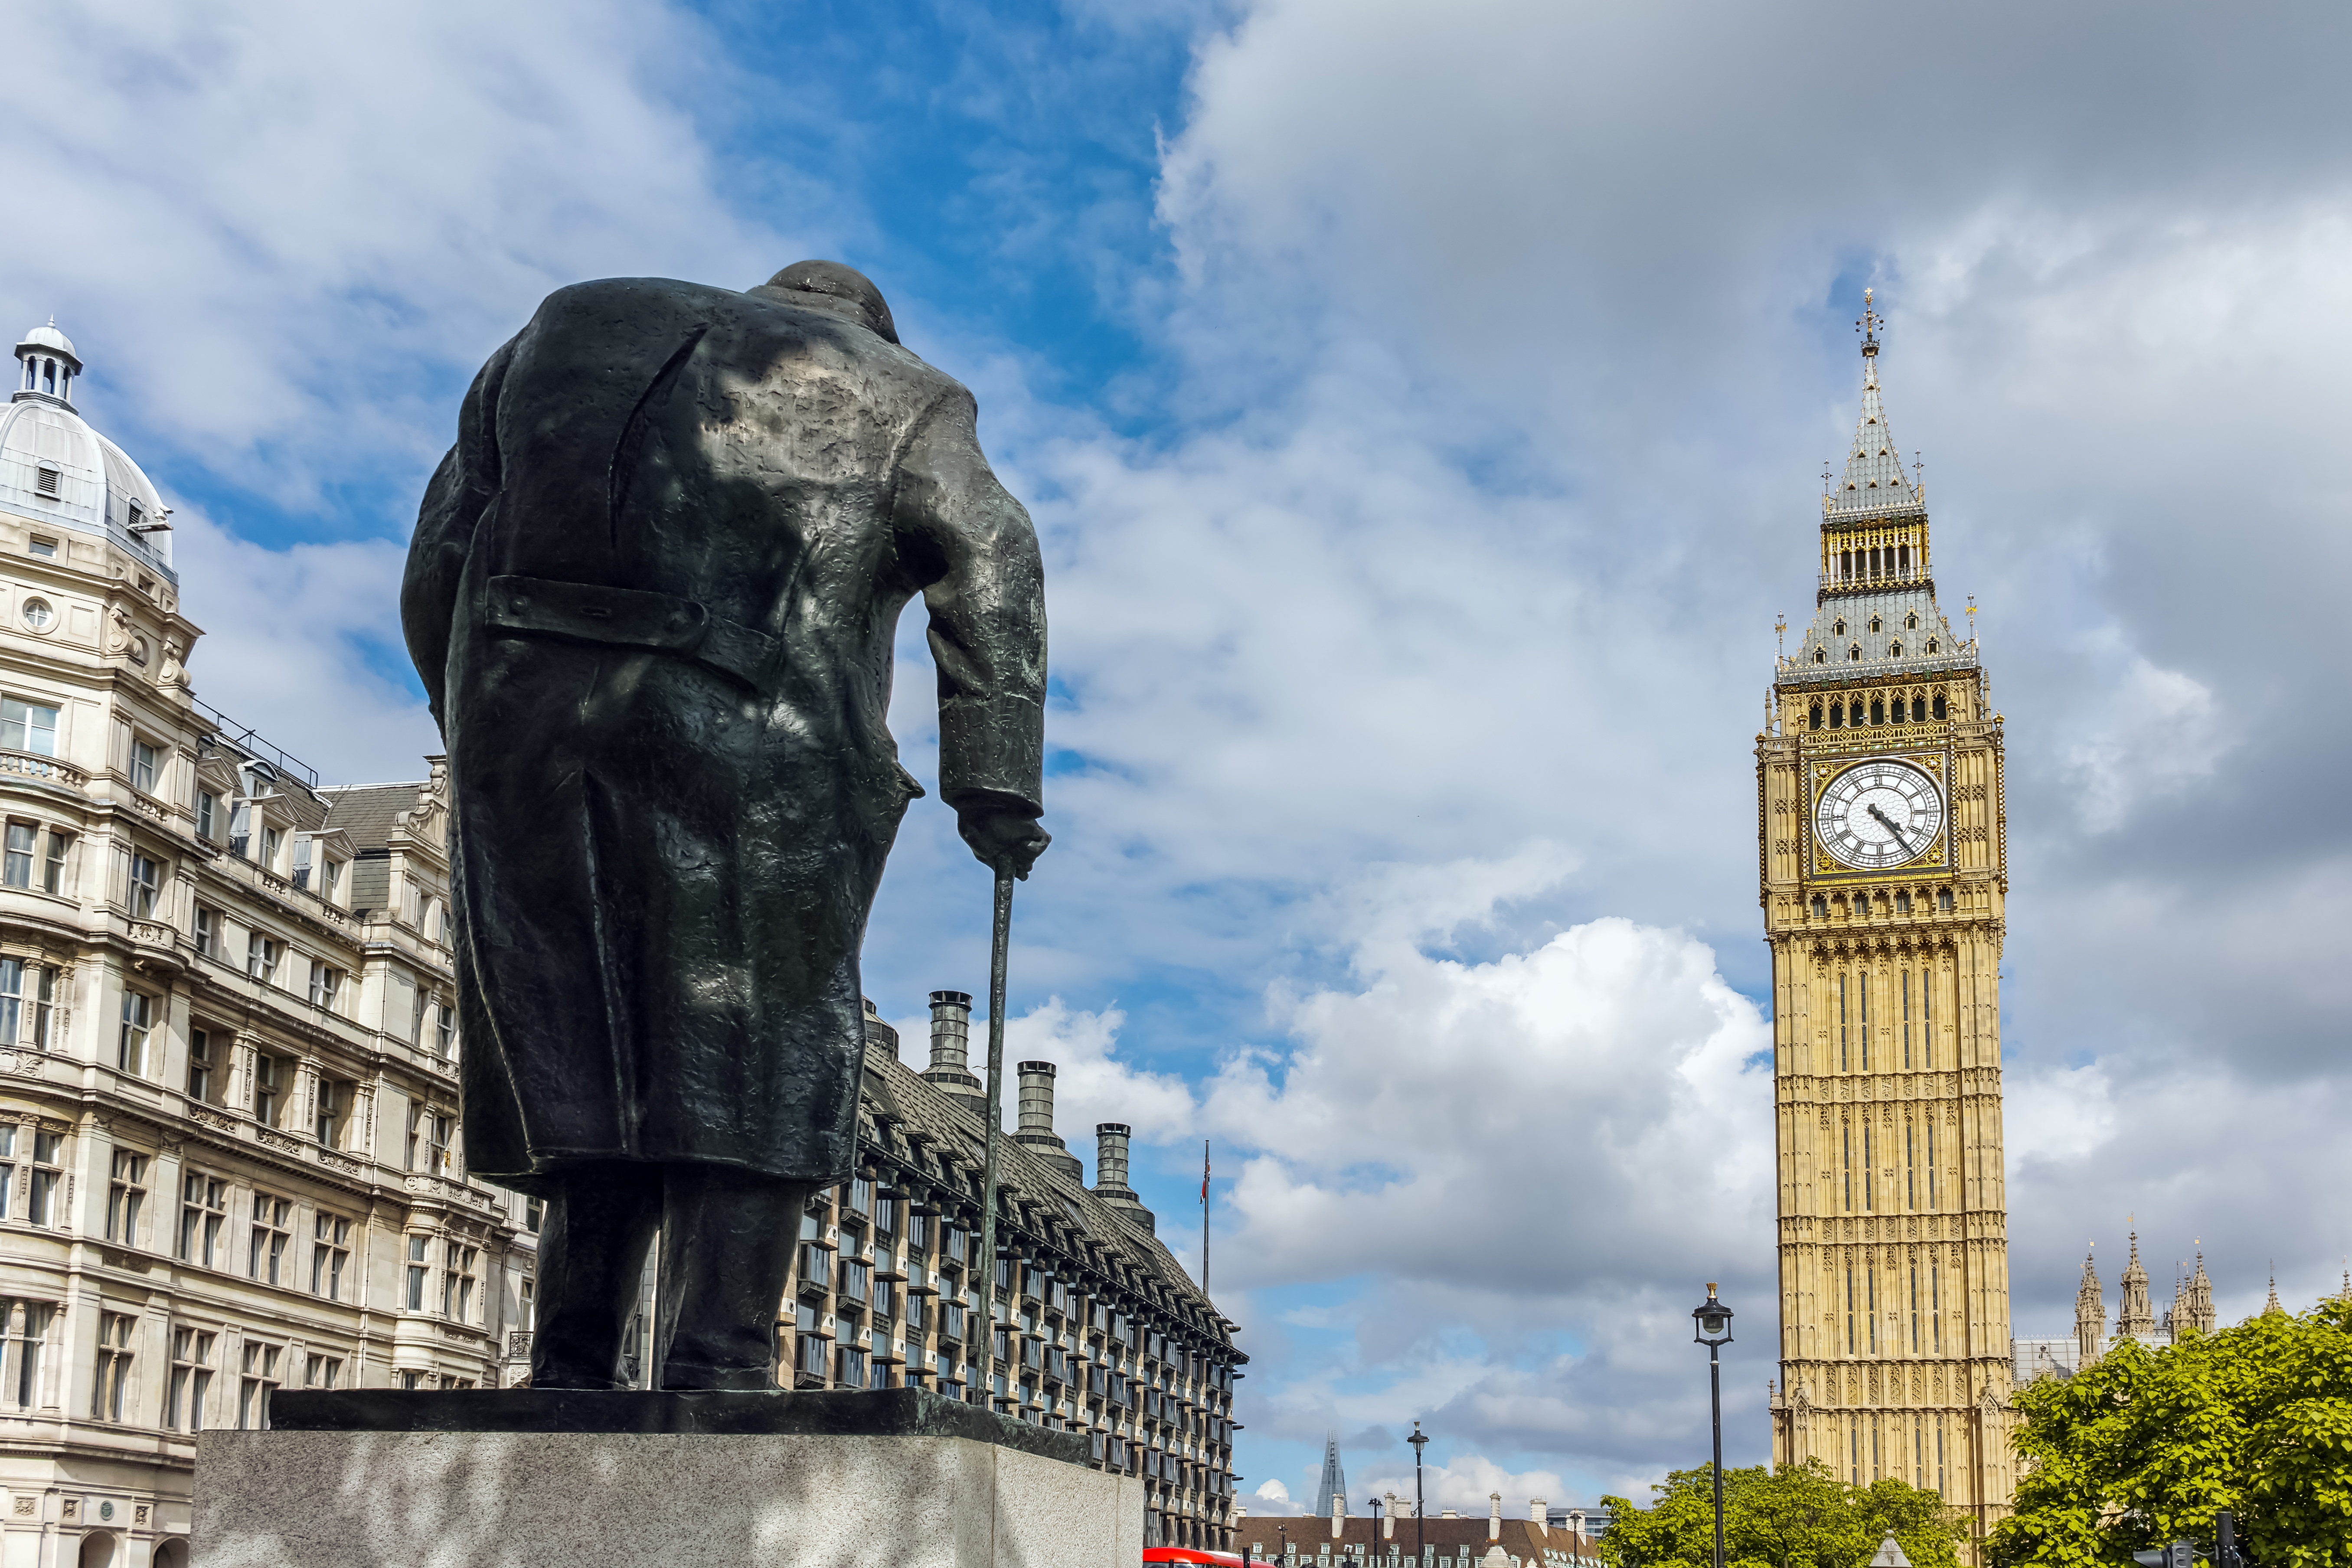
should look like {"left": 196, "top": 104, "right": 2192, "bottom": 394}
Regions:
{"left": 779, "top": 994, "right": 1245, "bottom": 1553}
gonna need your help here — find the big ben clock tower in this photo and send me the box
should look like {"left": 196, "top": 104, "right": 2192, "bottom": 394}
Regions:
{"left": 1758, "top": 293, "right": 2014, "bottom": 1550}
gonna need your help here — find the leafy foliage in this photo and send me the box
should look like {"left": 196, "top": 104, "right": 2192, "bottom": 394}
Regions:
{"left": 1990, "top": 1300, "right": 2352, "bottom": 1567}
{"left": 1598, "top": 1459, "right": 1963, "bottom": 1568}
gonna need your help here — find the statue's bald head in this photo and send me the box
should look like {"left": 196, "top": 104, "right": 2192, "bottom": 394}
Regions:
{"left": 763, "top": 260, "right": 899, "bottom": 344}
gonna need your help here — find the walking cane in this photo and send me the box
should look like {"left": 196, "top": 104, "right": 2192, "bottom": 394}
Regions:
{"left": 973, "top": 867, "right": 1014, "bottom": 1414}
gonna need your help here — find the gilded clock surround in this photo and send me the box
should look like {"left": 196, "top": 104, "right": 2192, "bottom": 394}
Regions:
{"left": 1757, "top": 293, "right": 2015, "bottom": 1555}
{"left": 1811, "top": 755, "right": 1947, "bottom": 874}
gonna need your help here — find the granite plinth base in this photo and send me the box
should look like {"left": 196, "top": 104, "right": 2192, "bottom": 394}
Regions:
{"left": 196, "top": 1391, "right": 1143, "bottom": 1568}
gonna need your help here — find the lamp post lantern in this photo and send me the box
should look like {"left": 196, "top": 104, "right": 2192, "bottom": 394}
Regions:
{"left": 1692, "top": 1283, "right": 1735, "bottom": 1568}
{"left": 1408, "top": 1421, "right": 1430, "bottom": 1568}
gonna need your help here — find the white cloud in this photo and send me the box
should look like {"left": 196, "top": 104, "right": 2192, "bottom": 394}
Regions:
{"left": 1253, "top": 1478, "right": 1294, "bottom": 1508}
{"left": 970, "top": 859, "right": 1775, "bottom": 1485}
{"left": 3, "top": 0, "right": 807, "bottom": 511}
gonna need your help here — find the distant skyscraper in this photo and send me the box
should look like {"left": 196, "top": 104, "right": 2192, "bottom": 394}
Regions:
{"left": 1315, "top": 1434, "right": 1349, "bottom": 1518}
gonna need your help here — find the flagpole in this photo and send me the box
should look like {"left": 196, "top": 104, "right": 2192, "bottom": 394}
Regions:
{"left": 1202, "top": 1138, "right": 1212, "bottom": 1293}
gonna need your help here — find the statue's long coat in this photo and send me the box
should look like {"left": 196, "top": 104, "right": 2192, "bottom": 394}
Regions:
{"left": 401, "top": 278, "right": 1045, "bottom": 1188}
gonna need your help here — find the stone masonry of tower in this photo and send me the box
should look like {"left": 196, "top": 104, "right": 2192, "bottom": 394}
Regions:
{"left": 1758, "top": 294, "right": 2015, "bottom": 1552}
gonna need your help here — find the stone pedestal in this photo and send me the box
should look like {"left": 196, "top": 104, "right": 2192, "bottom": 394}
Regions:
{"left": 195, "top": 1389, "right": 1144, "bottom": 1568}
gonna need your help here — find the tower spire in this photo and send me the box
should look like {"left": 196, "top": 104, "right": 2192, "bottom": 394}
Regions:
{"left": 1858, "top": 287, "right": 1883, "bottom": 387}
{"left": 2075, "top": 1246, "right": 2106, "bottom": 1369}
{"left": 2185, "top": 1247, "right": 2216, "bottom": 1336}
{"left": 2116, "top": 1230, "right": 2156, "bottom": 1342}
{"left": 1828, "top": 290, "right": 1919, "bottom": 515}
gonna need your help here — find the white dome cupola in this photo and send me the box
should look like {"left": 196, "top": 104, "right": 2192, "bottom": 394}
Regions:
{"left": 14, "top": 318, "right": 82, "bottom": 409}
{"left": 0, "top": 318, "right": 175, "bottom": 583}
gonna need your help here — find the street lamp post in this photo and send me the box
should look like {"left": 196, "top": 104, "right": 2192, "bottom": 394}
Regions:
{"left": 1364, "top": 1495, "right": 1381, "bottom": 1568}
{"left": 1408, "top": 1421, "right": 1430, "bottom": 1568}
{"left": 1691, "top": 1284, "right": 1736, "bottom": 1568}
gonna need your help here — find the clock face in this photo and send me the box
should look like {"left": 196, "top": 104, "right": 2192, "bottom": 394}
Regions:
{"left": 1814, "top": 759, "right": 1944, "bottom": 870}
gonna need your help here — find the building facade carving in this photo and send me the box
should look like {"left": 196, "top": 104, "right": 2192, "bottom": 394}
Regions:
{"left": 1759, "top": 294, "right": 2014, "bottom": 1549}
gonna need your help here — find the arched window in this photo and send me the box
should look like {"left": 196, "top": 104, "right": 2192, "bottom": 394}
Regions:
{"left": 41, "top": 359, "right": 55, "bottom": 394}
{"left": 1829, "top": 702, "right": 1844, "bottom": 728}
{"left": 1895, "top": 891, "right": 1912, "bottom": 915}
{"left": 1869, "top": 617, "right": 1882, "bottom": 634}
{"left": 1849, "top": 645, "right": 1862, "bottom": 661}
{"left": 1888, "top": 641, "right": 1902, "bottom": 658}
{"left": 1833, "top": 618, "right": 1846, "bottom": 637}
{"left": 1911, "top": 697, "right": 1925, "bottom": 723}
{"left": 1936, "top": 888, "right": 1953, "bottom": 913}
{"left": 1811, "top": 895, "right": 1828, "bottom": 919}
{"left": 1870, "top": 698, "right": 1885, "bottom": 725}
{"left": 1925, "top": 639, "right": 1937, "bottom": 654}
{"left": 1931, "top": 693, "right": 1947, "bottom": 720}
{"left": 1814, "top": 647, "right": 1827, "bottom": 664}
{"left": 1906, "top": 613, "right": 1918, "bottom": 630}
{"left": 1809, "top": 703, "right": 1823, "bottom": 731}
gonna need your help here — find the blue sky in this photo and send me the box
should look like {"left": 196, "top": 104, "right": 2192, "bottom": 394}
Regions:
{"left": 14, "top": 0, "right": 2352, "bottom": 1513}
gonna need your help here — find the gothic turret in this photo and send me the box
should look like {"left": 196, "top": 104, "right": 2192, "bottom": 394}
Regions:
{"left": 2116, "top": 1233, "right": 2156, "bottom": 1342}
{"left": 2074, "top": 1250, "right": 2106, "bottom": 1369}
{"left": 2184, "top": 1252, "right": 2216, "bottom": 1336}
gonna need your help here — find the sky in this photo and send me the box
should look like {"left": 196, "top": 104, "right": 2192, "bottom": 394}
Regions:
{"left": 11, "top": 0, "right": 2352, "bottom": 1515}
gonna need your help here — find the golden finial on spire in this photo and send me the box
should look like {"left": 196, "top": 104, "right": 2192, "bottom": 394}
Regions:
{"left": 1775, "top": 614, "right": 1787, "bottom": 660}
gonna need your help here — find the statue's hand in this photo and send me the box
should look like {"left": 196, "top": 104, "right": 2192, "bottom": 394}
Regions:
{"left": 958, "top": 806, "right": 1051, "bottom": 881}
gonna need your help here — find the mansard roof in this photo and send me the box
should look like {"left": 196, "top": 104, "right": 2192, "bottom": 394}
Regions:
{"left": 853, "top": 1013, "right": 1236, "bottom": 1353}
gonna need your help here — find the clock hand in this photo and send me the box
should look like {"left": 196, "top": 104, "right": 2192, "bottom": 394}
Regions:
{"left": 1867, "top": 803, "right": 1911, "bottom": 844}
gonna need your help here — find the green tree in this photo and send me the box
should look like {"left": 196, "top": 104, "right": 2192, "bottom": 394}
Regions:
{"left": 1990, "top": 1299, "right": 2352, "bottom": 1567}
{"left": 1598, "top": 1460, "right": 1963, "bottom": 1568}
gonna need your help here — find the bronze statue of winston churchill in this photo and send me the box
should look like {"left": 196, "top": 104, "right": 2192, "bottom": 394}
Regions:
{"left": 402, "top": 261, "right": 1049, "bottom": 1392}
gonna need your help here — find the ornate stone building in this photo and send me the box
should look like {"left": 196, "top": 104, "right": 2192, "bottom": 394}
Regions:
{"left": 0, "top": 320, "right": 534, "bottom": 1568}
{"left": 780, "top": 996, "right": 1245, "bottom": 1552}
{"left": 1758, "top": 294, "right": 2015, "bottom": 1548}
